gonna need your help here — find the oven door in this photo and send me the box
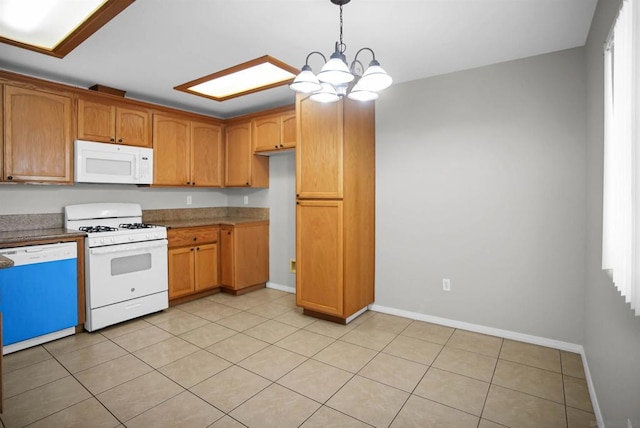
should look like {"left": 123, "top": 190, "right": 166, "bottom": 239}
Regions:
{"left": 86, "top": 239, "right": 168, "bottom": 309}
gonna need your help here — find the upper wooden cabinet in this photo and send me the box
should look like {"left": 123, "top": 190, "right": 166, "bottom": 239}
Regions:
{"left": 253, "top": 110, "right": 296, "bottom": 154}
{"left": 153, "top": 114, "right": 223, "bottom": 187}
{"left": 225, "top": 121, "right": 269, "bottom": 187}
{"left": 77, "top": 98, "right": 152, "bottom": 147}
{"left": 3, "top": 85, "right": 73, "bottom": 184}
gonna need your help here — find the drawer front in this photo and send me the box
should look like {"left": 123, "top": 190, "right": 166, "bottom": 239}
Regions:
{"left": 168, "top": 226, "right": 219, "bottom": 248}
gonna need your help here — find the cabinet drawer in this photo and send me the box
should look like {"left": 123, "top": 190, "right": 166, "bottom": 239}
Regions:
{"left": 168, "top": 226, "right": 219, "bottom": 248}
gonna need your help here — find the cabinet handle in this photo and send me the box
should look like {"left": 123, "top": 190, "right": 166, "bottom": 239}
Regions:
{"left": 7, "top": 176, "right": 13, "bottom": 180}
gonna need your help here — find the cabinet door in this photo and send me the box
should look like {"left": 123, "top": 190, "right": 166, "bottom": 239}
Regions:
{"left": 77, "top": 99, "right": 116, "bottom": 143}
{"left": 234, "top": 224, "right": 269, "bottom": 288}
{"left": 225, "top": 122, "right": 252, "bottom": 186}
{"left": 296, "top": 95, "right": 343, "bottom": 198}
{"left": 168, "top": 247, "right": 195, "bottom": 299}
{"left": 220, "top": 227, "right": 235, "bottom": 287}
{"left": 194, "top": 243, "right": 219, "bottom": 291}
{"left": 296, "top": 200, "right": 344, "bottom": 316}
{"left": 192, "top": 121, "right": 223, "bottom": 187}
{"left": 253, "top": 115, "right": 281, "bottom": 152}
{"left": 3, "top": 85, "right": 73, "bottom": 183}
{"left": 116, "top": 106, "right": 151, "bottom": 147}
{"left": 153, "top": 114, "right": 191, "bottom": 185}
{"left": 281, "top": 112, "right": 297, "bottom": 149}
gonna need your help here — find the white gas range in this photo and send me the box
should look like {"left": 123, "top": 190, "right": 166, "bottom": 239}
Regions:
{"left": 65, "top": 203, "right": 168, "bottom": 331}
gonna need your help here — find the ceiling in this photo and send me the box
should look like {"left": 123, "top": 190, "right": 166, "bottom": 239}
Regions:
{"left": 0, "top": 0, "right": 598, "bottom": 119}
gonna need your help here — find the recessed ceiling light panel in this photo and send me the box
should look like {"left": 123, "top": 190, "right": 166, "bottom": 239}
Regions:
{"left": 175, "top": 55, "right": 299, "bottom": 102}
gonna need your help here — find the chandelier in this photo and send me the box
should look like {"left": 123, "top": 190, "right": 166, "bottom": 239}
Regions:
{"left": 289, "top": 0, "right": 392, "bottom": 103}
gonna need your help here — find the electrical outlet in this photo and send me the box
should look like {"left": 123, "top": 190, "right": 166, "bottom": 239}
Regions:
{"left": 290, "top": 259, "right": 297, "bottom": 273}
{"left": 442, "top": 278, "right": 451, "bottom": 292}
{"left": 243, "top": 195, "right": 249, "bottom": 205}
{"left": 186, "top": 195, "right": 192, "bottom": 205}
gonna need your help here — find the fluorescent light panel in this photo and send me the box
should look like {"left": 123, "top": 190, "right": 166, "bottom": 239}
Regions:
{"left": 0, "top": 0, "right": 133, "bottom": 57}
{"left": 175, "top": 55, "right": 299, "bottom": 102}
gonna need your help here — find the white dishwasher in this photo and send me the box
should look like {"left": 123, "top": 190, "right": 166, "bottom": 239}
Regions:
{"left": 0, "top": 242, "right": 78, "bottom": 354}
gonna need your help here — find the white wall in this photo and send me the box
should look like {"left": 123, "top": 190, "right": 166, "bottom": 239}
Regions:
{"left": 584, "top": 0, "right": 640, "bottom": 424}
{"left": 375, "top": 48, "right": 587, "bottom": 344}
{"left": 0, "top": 184, "right": 227, "bottom": 215}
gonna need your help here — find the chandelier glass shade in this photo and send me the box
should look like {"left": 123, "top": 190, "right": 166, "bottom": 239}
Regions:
{"left": 289, "top": 0, "right": 392, "bottom": 102}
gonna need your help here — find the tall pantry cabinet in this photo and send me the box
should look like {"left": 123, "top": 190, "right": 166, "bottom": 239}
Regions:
{"left": 295, "top": 94, "right": 375, "bottom": 323}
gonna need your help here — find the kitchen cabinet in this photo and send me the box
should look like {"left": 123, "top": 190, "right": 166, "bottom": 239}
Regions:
{"left": 295, "top": 94, "right": 375, "bottom": 323}
{"left": 77, "top": 98, "right": 152, "bottom": 147}
{"left": 3, "top": 85, "right": 73, "bottom": 184}
{"left": 224, "top": 121, "right": 269, "bottom": 187}
{"left": 168, "top": 226, "right": 219, "bottom": 302}
{"left": 153, "top": 114, "right": 223, "bottom": 187}
{"left": 220, "top": 222, "right": 269, "bottom": 294}
{"left": 253, "top": 110, "right": 296, "bottom": 154}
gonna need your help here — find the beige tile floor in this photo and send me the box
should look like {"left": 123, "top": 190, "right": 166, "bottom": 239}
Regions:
{"left": 1, "top": 288, "right": 596, "bottom": 428}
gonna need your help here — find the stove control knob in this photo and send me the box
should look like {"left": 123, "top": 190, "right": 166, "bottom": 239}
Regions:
{"left": 129, "top": 236, "right": 135, "bottom": 241}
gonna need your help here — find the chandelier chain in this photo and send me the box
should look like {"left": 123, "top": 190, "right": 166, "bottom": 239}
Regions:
{"left": 338, "top": 3, "right": 346, "bottom": 54}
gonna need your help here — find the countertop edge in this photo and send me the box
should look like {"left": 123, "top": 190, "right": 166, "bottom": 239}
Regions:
{"left": 0, "top": 229, "right": 87, "bottom": 247}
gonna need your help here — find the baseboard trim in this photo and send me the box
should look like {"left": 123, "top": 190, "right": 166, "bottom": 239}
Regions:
{"left": 266, "top": 281, "right": 295, "bottom": 294}
{"left": 368, "top": 303, "right": 603, "bottom": 426}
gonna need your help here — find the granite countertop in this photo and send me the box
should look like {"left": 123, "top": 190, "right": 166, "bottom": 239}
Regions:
{"left": 158, "top": 217, "right": 269, "bottom": 229}
{"left": 0, "top": 228, "right": 87, "bottom": 246}
{"left": 0, "top": 255, "right": 14, "bottom": 269}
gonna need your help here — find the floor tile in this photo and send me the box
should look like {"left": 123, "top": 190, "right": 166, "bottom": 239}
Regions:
{"left": 190, "top": 365, "right": 271, "bottom": 413}
{"left": 178, "top": 299, "right": 241, "bottom": 322}
{"left": 432, "top": 347, "right": 497, "bottom": 382}
{"left": 250, "top": 288, "right": 290, "bottom": 301}
{"left": 304, "top": 319, "right": 357, "bottom": 339}
{"left": 357, "top": 313, "right": 412, "bottom": 334}
{"left": 1, "top": 376, "right": 91, "bottom": 427}
{"left": 3, "top": 357, "right": 69, "bottom": 398}
{"left": 271, "top": 293, "right": 298, "bottom": 308}
{"left": 274, "top": 308, "right": 317, "bottom": 328}
{"left": 206, "top": 333, "right": 269, "bottom": 363}
{"left": 96, "top": 371, "right": 183, "bottom": 422}
{"left": 446, "top": 329, "right": 503, "bottom": 357}
{"left": 230, "top": 383, "right": 320, "bottom": 428}
{"left": 478, "top": 419, "right": 509, "bottom": 428}
{"left": 143, "top": 307, "right": 188, "bottom": 325}
{"left": 125, "top": 391, "right": 224, "bottom": 428}
{"left": 43, "top": 331, "right": 107, "bottom": 356}
{"left": 27, "top": 397, "right": 119, "bottom": 428}
{"left": 561, "top": 351, "right": 586, "bottom": 379}
{"left": 482, "top": 384, "right": 567, "bottom": 428}
{"left": 390, "top": 394, "right": 479, "bottom": 428}
{"left": 566, "top": 406, "right": 598, "bottom": 428}
{"left": 238, "top": 345, "right": 306, "bottom": 381}
{"left": 243, "top": 319, "right": 299, "bottom": 344}
{"left": 216, "top": 312, "right": 268, "bottom": 332}
{"left": 327, "top": 376, "right": 409, "bottom": 428}
{"left": 75, "top": 354, "right": 153, "bottom": 395}
{"left": 499, "top": 339, "right": 561, "bottom": 373}
{"left": 100, "top": 318, "right": 153, "bottom": 340}
{"left": 209, "top": 415, "right": 248, "bottom": 428}
{"left": 349, "top": 310, "right": 377, "bottom": 325}
{"left": 275, "top": 329, "right": 335, "bottom": 357}
{"left": 2, "top": 345, "right": 52, "bottom": 374}
{"left": 278, "top": 359, "right": 353, "bottom": 403}
{"left": 340, "top": 327, "right": 397, "bottom": 351}
{"left": 159, "top": 349, "right": 231, "bottom": 388}
{"left": 179, "top": 322, "right": 237, "bottom": 348}
{"left": 382, "top": 335, "right": 443, "bottom": 365}
{"left": 313, "top": 341, "right": 378, "bottom": 373}
{"left": 564, "top": 375, "right": 594, "bottom": 412}
{"left": 358, "top": 352, "right": 427, "bottom": 392}
{"left": 246, "top": 302, "right": 292, "bottom": 319}
{"left": 133, "top": 336, "right": 199, "bottom": 368}
{"left": 154, "top": 311, "right": 210, "bottom": 335}
{"left": 301, "top": 406, "right": 371, "bottom": 428}
{"left": 492, "top": 359, "right": 564, "bottom": 403}
{"left": 56, "top": 339, "right": 128, "bottom": 373}
{"left": 111, "top": 325, "right": 174, "bottom": 353}
{"left": 401, "top": 321, "right": 455, "bottom": 345}
{"left": 413, "top": 367, "right": 489, "bottom": 416}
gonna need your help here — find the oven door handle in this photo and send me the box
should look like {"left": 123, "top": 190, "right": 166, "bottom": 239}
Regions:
{"left": 89, "top": 239, "right": 168, "bottom": 255}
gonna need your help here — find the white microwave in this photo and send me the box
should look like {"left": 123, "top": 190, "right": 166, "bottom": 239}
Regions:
{"left": 75, "top": 140, "right": 153, "bottom": 184}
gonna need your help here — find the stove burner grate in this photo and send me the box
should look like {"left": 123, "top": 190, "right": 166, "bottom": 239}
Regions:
{"left": 79, "top": 226, "right": 119, "bottom": 233}
{"left": 119, "top": 223, "right": 157, "bottom": 229}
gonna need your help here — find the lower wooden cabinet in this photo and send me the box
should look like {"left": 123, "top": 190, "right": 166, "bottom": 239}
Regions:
{"left": 220, "top": 222, "right": 269, "bottom": 293}
{"left": 168, "top": 226, "right": 219, "bottom": 302}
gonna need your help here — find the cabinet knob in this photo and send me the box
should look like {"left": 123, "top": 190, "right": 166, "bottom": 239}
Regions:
{"left": 110, "top": 138, "right": 115, "bottom": 142}
{"left": 186, "top": 182, "right": 191, "bottom": 185}
{"left": 7, "top": 176, "right": 13, "bottom": 180}
{"left": 192, "top": 182, "right": 196, "bottom": 186}
{"left": 193, "top": 237, "right": 197, "bottom": 241}
{"left": 118, "top": 138, "right": 124, "bottom": 143}
{"left": 196, "top": 247, "right": 200, "bottom": 251}
{"left": 245, "top": 182, "right": 250, "bottom": 186}
{"left": 275, "top": 145, "right": 278, "bottom": 149}
{"left": 279, "top": 144, "right": 283, "bottom": 148}
{"left": 190, "top": 248, "right": 194, "bottom": 251}
{"left": 227, "top": 231, "right": 231, "bottom": 235}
